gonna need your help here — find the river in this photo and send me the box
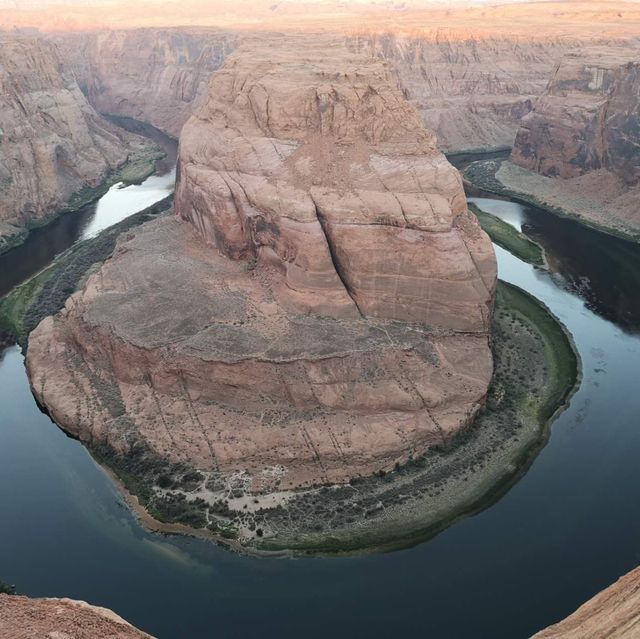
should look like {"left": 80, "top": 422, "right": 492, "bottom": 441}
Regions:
{"left": 1, "top": 149, "right": 639, "bottom": 638}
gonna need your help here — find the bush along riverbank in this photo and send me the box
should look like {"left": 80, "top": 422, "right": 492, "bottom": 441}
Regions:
{"left": 50, "top": 275, "right": 578, "bottom": 556}
{"left": 0, "top": 196, "right": 173, "bottom": 345}
{"left": 468, "top": 202, "right": 545, "bottom": 266}
{"left": 464, "top": 159, "right": 640, "bottom": 244}
{"left": 0, "top": 139, "right": 165, "bottom": 257}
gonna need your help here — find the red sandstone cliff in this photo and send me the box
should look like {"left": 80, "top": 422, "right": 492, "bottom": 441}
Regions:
{"left": 512, "top": 49, "right": 640, "bottom": 183}
{"left": 506, "top": 48, "right": 640, "bottom": 236}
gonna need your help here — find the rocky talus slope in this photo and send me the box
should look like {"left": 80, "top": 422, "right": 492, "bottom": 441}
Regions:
{"left": 0, "top": 594, "right": 153, "bottom": 639}
{"left": 532, "top": 566, "right": 640, "bottom": 639}
{"left": 57, "top": 28, "right": 237, "bottom": 137}
{"left": 26, "top": 35, "right": 495, "bottom": 536}
{"left": 0, "top": 34, "right": 151, "bottom": 249}
{"left": 508, "top": 49, "right": 640, "bottom": 235}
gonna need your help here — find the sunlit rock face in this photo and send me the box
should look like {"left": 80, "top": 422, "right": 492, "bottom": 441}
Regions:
{"left": 0, "top": 34, "right": 140, "bottom": 246}
{"left": 28, "top": 35, "right": 496, "bottom": 494}
{"left": 175, "top": 34, "right": 495, "bottom": 330}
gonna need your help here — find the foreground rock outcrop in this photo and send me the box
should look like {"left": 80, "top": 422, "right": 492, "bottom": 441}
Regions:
{"left": 0, "top": 34, "right": 153, "bottom": 250}
{"left": 0, "top": 594, "right": 153, "bottom": 639}
{"left": 508, "top": 49, "right": 640, "bottom": 236}
{"left": 532, "top": 566, "right": 640, "bottom": 639}
{"left": 26, "top": 35, "right": 495, "bottom": 542}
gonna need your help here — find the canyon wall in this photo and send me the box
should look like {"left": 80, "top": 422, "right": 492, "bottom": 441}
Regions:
{"left": 348, "top": 33, "right": 574, "bottom": 153}
{"left": 512, "top": 50, "right": 640, "bottom": 182}
{"left": 0, "top": 34, "right": 146, "bottom": 249}
{"left": 56, "top": 28, "right": 237, "bottom": 137}
{"left": 55, "top": 27, "right": 573, "bottom": 153}
{"left": 27, "top": 35, "right": 495, "bottom": 510}
{"left": 0, "top": 594, "right": 153, "bottom": 638}
{"left": 532, "top": 566, "right": 640, "bottom": 639}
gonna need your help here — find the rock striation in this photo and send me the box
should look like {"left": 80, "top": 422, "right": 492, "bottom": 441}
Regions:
{"left": 0, "top": 594, "right": 154, "bottom": 639}
{"left": 57, "top": 28, "right": 237, "bottom": 138}
{"left": 532, "top": 566, "right": 640, "bottom": 639}
{"left": 27, "top": 36, "right": 495, "bottom": 504}
{"left": 0, "top": 34, "right": 150, "bottom": 249}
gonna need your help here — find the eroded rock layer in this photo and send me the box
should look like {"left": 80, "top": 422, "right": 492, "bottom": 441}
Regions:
{"left": 0, "top": 594, "right": 153, "bottom": 639}
{"left": 27, "top": 36, "right": 495, "bottom": 494}
{"left": 0, "top": 34, "right": 148, "bottom": 247}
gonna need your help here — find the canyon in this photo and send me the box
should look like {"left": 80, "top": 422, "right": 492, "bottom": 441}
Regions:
{"left": 55, "top": 28, "right": 237, "bottom": 138}
{"left": 0, "top": 33, "right": 158, "bottom": 252}
{"left": 24, "top": 34, "right": 500, "bottom": 546}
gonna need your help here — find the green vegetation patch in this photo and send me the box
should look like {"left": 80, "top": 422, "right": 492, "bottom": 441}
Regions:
{"left": 0, "top": 195, "right": 173, "bottom": 344}
{"left": 90, "top": 439, "right": 211, "bottom": 530}
{"left": 469, "top": 202, "right": 544, "bottom": 266}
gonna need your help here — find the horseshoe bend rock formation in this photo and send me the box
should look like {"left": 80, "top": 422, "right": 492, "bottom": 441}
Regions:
{"left": 27, "top": 36, "right": 496, "bottom": 497}
{"left": 0, "top": 594, "right": 154, "bottom": 639}
{"left": 55, "top": 28, "right": 237, "bottom": 138}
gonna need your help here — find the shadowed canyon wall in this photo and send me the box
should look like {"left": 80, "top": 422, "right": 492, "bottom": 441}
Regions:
{"left": 512, "top": 49, "right": 640, "bottom": 183}
{"left": 505, "top": 48, "right": 640, "bottom": 236}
